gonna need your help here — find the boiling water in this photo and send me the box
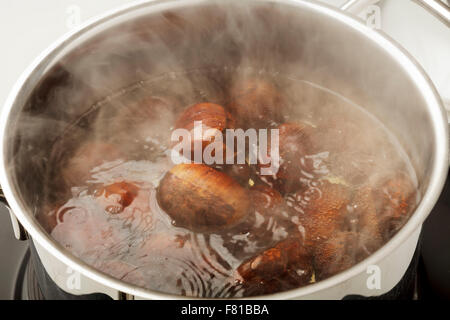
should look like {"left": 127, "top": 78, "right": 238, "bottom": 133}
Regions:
{"left": 41, "top": 68, "right": 419, "bottom": 298}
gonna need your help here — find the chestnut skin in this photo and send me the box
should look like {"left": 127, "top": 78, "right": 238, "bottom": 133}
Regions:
{"left": 237, "top": 238, "right": 313, "bottom": 295}
{"left": 258, "top": 122, "right": 316, "bottom": 194}
{"left": 221, "top": 164, "right": 253, "bottom": 187}
{"left": 297, "top": 180, "right": 351, "bottom": 248}
{"left": 219, "top": 184, "right": 293, "bottom": 260}
{"left": 37, "top": 204, "right": 60, "bottom": 233}
{"left": 313, "top": 231, "right": 359, "bottom": 280}
{"left": 175, "top": 102, "right": 234, "bottom": 132}
{"left": 350, "top": 186, "right": 383, "bottom": 248}
{"left": 126, "top": 96, "right": 177, "bottom": 122}
{"left": 93, "top": 182, "right": 140, "bottom": 215}
{"left": 249, "top": 184, "right": 296, "bottom": 232}
{"left": 62, "top": 142, "right": 124, "bottom": 187}
{"left": 251, "top": 184, "right": 284, "bottom": 212}
{"left": 313, "top": 231, "right": 382, "bottom": 280}
{"left": 315, "top": 114, "right": 391, "bottom": 155}
{"left": 373, "top": 172, "right": 417, "bottom": 238}
{"left": 172, "top": 102, "right": 236, "bottom": 164}
{"left": 156, "top": 164, "right": 251, "bottom": 232}
{"left": 313, "top": 185, "right": 390, "bottom": 280}
{"left": 228, "top": 78, "right": 284, "bottom": 129}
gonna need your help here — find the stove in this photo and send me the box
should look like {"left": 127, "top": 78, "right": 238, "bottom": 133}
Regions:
{"left": 0, "top": 0, "right": 449, "bottom": 300}
{"left": 0, "top": 206, "right": 426, "bottom": 300}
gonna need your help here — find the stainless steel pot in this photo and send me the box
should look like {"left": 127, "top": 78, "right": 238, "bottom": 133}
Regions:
{"left": 0, "top": 0, "right": 448, "bottom": 299}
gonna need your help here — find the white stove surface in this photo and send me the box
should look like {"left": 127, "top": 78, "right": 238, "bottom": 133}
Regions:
{"left": 0, "top": 0, "right": 448, "bottom": 111}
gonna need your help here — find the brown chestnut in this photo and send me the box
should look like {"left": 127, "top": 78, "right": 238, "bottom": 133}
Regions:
{"left": 251, "top": 184, "right": 284, "bottom": 212}
{"left": 259, "top": 122, "right": 316, "bottom": 194}
{"left": 37, "top": 204, "right": 60, "bottom": 233}
{"left": 373, "top": 172, "right": 417, "bottom": 237}
{"left": 175, "top": 102, "right": 234, "bottom": 132}
{"left": 156, "top": 164, "right": 251, "bottom": 232}
{"left": 313, "top": 185, "right": 387, "bottom": 280}
{"left": 128, "top": 96, "right": 177, "bottom": 122}
{"left": 313, "top": 231, "right": 359, "bottom": 280}
{"left": 297, "top": 180, "right": 351, "bottom": 248}
{"left": 249, "top": 184, "right": 295, "bottom": 231}
{"left": 221, "top": 164, "right": 253, "bottom": 187}
{"left": 219, "top": 184, "right": 292, "bottom": 260}
{"left": 172, "top": 103, "right": 236, "bottom": 164}
{"left": 228, "top": 78, "right": 284, "bottom": 129}
{"left": 350, "top": 186, "right": 383, "bottom": 248}
{"left": 93, "top": 182, "right": 140, "bottom": 215}
{"left": 237, "top": 238, "right": 313, "bottom": 295}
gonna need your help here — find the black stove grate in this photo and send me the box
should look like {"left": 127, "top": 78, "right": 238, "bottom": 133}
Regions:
{"left": 26, "top": 256, "right": 45, "bottom": 300}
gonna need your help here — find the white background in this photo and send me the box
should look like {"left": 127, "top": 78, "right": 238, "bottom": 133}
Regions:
{"left": 0, "top": 0, "right": 448, "bottom": 112}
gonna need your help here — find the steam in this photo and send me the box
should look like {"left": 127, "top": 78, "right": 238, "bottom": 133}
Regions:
{"left": 9, "top": 0, "right": 420, "bottom": 296}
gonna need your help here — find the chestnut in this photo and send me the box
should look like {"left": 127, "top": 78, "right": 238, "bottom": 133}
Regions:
{"left": 37, "top": 204, "right": 60, "bottom": 233}
{"left": 373, "top": 172, "right": 417, "bottom": 237}
{"left": 313, "top": 231, "right": 359, "bottom": 280}
{"left": 228, "top": 78, "right": 284, "bottom": 129}
{"left": 218, "top": 184, "right": 294, "bottom": 261}
{"left": 312, "top": 114, "right": 395, "bottom": 165}
{"left": 249, "top": 184, "right": 295, "bottom": 230}
{"left": 93, "top": 181, "right": 140, "bottom": 215}
{"left": 296, "top": 180, "right": 351, "bottom": 248}
{"left": 62, "top": 142, "right": 124, "bottom": 187}
{"left": 237, "top": 238, "right": 313, "bottom": 295}
{"left": 313, "top": 229, "right": 382, "bottom": 280}
{"left": 313, "top": 185, "right": 387, "bottom": 280}
{"left": 93, "top": 182, "right": 154, "bottom": 233}
{"left": 246, "top": 185, "right": 292, "bottom": 245}
{"left": 221, "top": 164, "right": 253, "bottom": 187}
{"left": 172, "top": 103, "right": 236, "bottom": 164}
{"left": 156, "top": 164, "right": 251, "bottom": 232}
{"left": 251, "top": 184, "right": 284, "bottom": 212}
{"left": 350, "top": 186, "right": 382, "bottom": 248}
{"left": 258, "top": 122, "right": 316, "bottom": 194}
{"left": 175, "top": 102, "right": 234, "bottom": 132}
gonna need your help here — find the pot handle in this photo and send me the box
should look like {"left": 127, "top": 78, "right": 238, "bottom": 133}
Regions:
{"left": 342, "top": 0, "right": 450, "bottom": 163}
{"left": 0, "top": 187, "right": 29, "bottom": 241}
{"left": 341, "top": 0, "right": 450, "bottom": 27}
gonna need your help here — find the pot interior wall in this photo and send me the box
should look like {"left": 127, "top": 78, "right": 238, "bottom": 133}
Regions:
{"left": 5, "top": 0, "right": 436, "bottom": 241}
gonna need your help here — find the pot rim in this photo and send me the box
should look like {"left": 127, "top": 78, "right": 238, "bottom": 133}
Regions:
{"left": 0, "top": 0, "right": 448, "bottom": 300}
